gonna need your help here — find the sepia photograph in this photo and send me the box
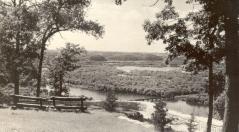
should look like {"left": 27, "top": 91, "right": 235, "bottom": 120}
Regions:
{"left": 0, "top": 0, "right": 238, "bottom": 132}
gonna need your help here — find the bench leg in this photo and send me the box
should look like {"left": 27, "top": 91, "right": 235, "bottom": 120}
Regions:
{"left": 80, "top": 107, "right": 87, "bottom": 112}
{"left": 11, "top": 106, "right": 17, "bottom": 110}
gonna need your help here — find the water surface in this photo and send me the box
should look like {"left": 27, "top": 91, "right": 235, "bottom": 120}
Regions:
{"left": 116, "top": 66, "right": 180, "bottom": 73}
{"left": 70, "top": 88, "right": 208, "bottom": 117}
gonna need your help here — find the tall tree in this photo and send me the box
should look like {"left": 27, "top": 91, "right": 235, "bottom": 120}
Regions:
{"left": 116, "top": 0, "right": 239, "bottom": 131}
{"left": 187, "top": 0, "right": 239, "bottom": 131}
{"left": 23, "top": 0, "right": 104, "bottom": 97}
{"left": 222, "top": 0, "right": 239, "bottom": 131}
{"left": 0, "top": 0, "right": 39, "bottom": 100}
{"left": 143, "top": 3, "right": 224, "bottom": 132}
{"left": 48, "top": 43, "right": 85, "bottom": 96}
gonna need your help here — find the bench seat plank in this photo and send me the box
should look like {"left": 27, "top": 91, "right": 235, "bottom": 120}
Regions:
{"left": 51, "top": 96, "right": 91, "bottom": 101}
{"left": 54, "top": 105, "right": 87, "bottom": 109}
{"left": 12, "top": 95, "right": 47, "bottom": 101}
{"left": 16, "top": 103, "right": 47, "bottom": 109}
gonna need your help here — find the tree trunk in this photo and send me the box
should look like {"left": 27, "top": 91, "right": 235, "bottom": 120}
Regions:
{"left": 222, "top": 0, "right": 239, "bottom": 131}
{"left": 14, "top": 31, "right": 20, "bottom": 104}
{"left": 206, "top": 62, "right": 213, "bottom": 132}
{"left": 59, "top": 73, "right": 63, "bottom": 96}
{"left": 160, "top": 125, "right": 164, "bottom": 132}
{"left": 13, "top": 68, "right": 20, "bottom": 105}
{"left": 36, "top": 41, "right": 46, "bottom": 97}
{"left": 14, "top": 70, "right": 19, "bottom": 95}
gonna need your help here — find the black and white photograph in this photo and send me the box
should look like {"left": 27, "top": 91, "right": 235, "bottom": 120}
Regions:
{"left": 0, "top": 0, "right": 238, "bottom": 132}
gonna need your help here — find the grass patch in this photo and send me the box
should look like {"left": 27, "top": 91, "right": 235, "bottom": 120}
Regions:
{"left": 0, "top": 108, "right": 153, "bottom": 132}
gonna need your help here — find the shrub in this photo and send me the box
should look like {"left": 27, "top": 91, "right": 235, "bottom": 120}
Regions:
{"left": 0, "top": 92, "right": 12, "bottom": 106}
{"left": 125, "top": 111, "right": 144, "bottom": 122}
{"left": 185, "top": 94, "right": 208, "bottom": 106}
{"left": 152, "top": 100, "right": 173, "bottom": 132}
{"left": 186, "top": 113, "right": 197, "bottom": 132}
{"left": 48, "top": 43, "right": 84, "bottom": 96}
{"left": 104, "top": 90, "right": 118, "bottom": 112}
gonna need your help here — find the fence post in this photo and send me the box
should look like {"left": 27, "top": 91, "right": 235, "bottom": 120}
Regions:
{"left": 39, "top": 99, "right": 43, "bottom": 109}
{"left": 80, "top": 98, "right": 84, "bottom": 111}
{"left": 52, "top": 97, "right": 56, "bottom": 107}
{"left": 12, "top": 95, "right": 18, "bottom": 109}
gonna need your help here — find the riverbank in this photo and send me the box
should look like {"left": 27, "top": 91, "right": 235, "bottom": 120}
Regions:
{"left": 136, "top": 101, "right": 223, "bottom": 132}
{"left": 70, "top": 87, "right": 209, "bottom": 118}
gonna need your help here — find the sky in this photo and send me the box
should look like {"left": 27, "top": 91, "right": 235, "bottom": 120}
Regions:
{"left": 48, "top": 0, "right": 196, "bottom": 53}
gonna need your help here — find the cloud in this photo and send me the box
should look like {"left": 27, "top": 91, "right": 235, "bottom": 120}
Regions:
{"left": 49, "top": 0, "right": 193, "bottom": 53}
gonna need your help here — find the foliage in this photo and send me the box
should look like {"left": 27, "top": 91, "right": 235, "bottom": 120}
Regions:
{"left": 214, "top": 92, "right": 225, "bottom": 120}
{"left": 143, "top": 6, "right": 224, "bottom": 72}
{"left": 0, "top": 1, "right": 40, "bottom": 93}
{"left": 185, "top": 94, "right": 208, "bottom": 106}
{"left": 105, "top": 52, "right": 164, "bottom": 61}
{"left": 125, "top": 111, "right": 144, "bottom": 122}
{"left": 186, "top": 113, "right": 197, "bottom": 132}
{"left": 68, "top": 62, "right": 207, "bottom": 97}
{"left": 62, "top": 51, "right": 209, "bottom": 99}
{"left": 0, "top": 92, "right": 12, "bottom": 105}
{"left": 0, "top": 0, "right": 105, "bottom": 96}
{"left": 116, "top": 0, "right": 237, "bottom": 131}
{"left": 212, "top": 71, "right": 225, "bottom": 98}
{"left": 89, "top": 55, "right": 107, "bottom": 61}
{"left": 152, "top": 100, "right": 173, "bottom": 132}
{"left": 115, "top": 0, "right": 127, "bottom": 5}
{"left": 116, "top": 0, "right": 238, "bottom": 130}
{"left": 195, "top": 0, "right": 239, "bottom": 130}
{"left": 104, "top": 89, "right": 118, "bottom": 112}
{"left": 143, "top": 2, "right": 225, "bottom": 131}
{"left": 48, "top": 43, "right": 85, "bottom": 96}
{"left": 46, "top": 51, "right": 166, "bottom": 65}
{"left": 35, "top": 0, "right": 104, "bottom": 39}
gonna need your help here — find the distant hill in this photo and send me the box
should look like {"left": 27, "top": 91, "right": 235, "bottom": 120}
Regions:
{"left": 44, "top": 50, "right": 187, "bottom": 66}
{"left": 168, "top": 56, "right": 185, "bottom": 67}
{"left": 88, "top": 51, "right": 166, "bottom": 61}
{"left": 45, "top": 50, "right": 59, "bottom": 57}
{"left": 89, "top": 55, "right": 107, "bottom": 61}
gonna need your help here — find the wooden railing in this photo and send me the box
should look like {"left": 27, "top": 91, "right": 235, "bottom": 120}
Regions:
{"left": 11, "top": 95, "right": 48, "bottom": 110}
{"left": 132, "top": 97, "right": 161, "bottom": 102}
{"left": 50, "top": 96, "right": 92, "bottom": 112}
{"left": 11, "top": 95, "right": 92, "bottom": 112}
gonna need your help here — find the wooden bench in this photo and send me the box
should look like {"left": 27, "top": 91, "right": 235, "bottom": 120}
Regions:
{"left": 11, "top": 95, "right": 48, "bottom": 110}
{"left": 50, "top": 96, "right": 92, "bottom": 112}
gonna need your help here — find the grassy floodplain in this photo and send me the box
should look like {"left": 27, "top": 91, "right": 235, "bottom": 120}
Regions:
{"left": 53, "top": 51, "right": 211, "bottom": 106}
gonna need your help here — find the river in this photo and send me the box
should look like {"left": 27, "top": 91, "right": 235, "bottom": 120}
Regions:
{"left": 116, "top": 66, "right": 180, "bottom": 73}
{"left": 70, "top": 88, "right": 209, "bottom": 118}
{"left": 70, "top": 65, "right": 208, "bottom": 117}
